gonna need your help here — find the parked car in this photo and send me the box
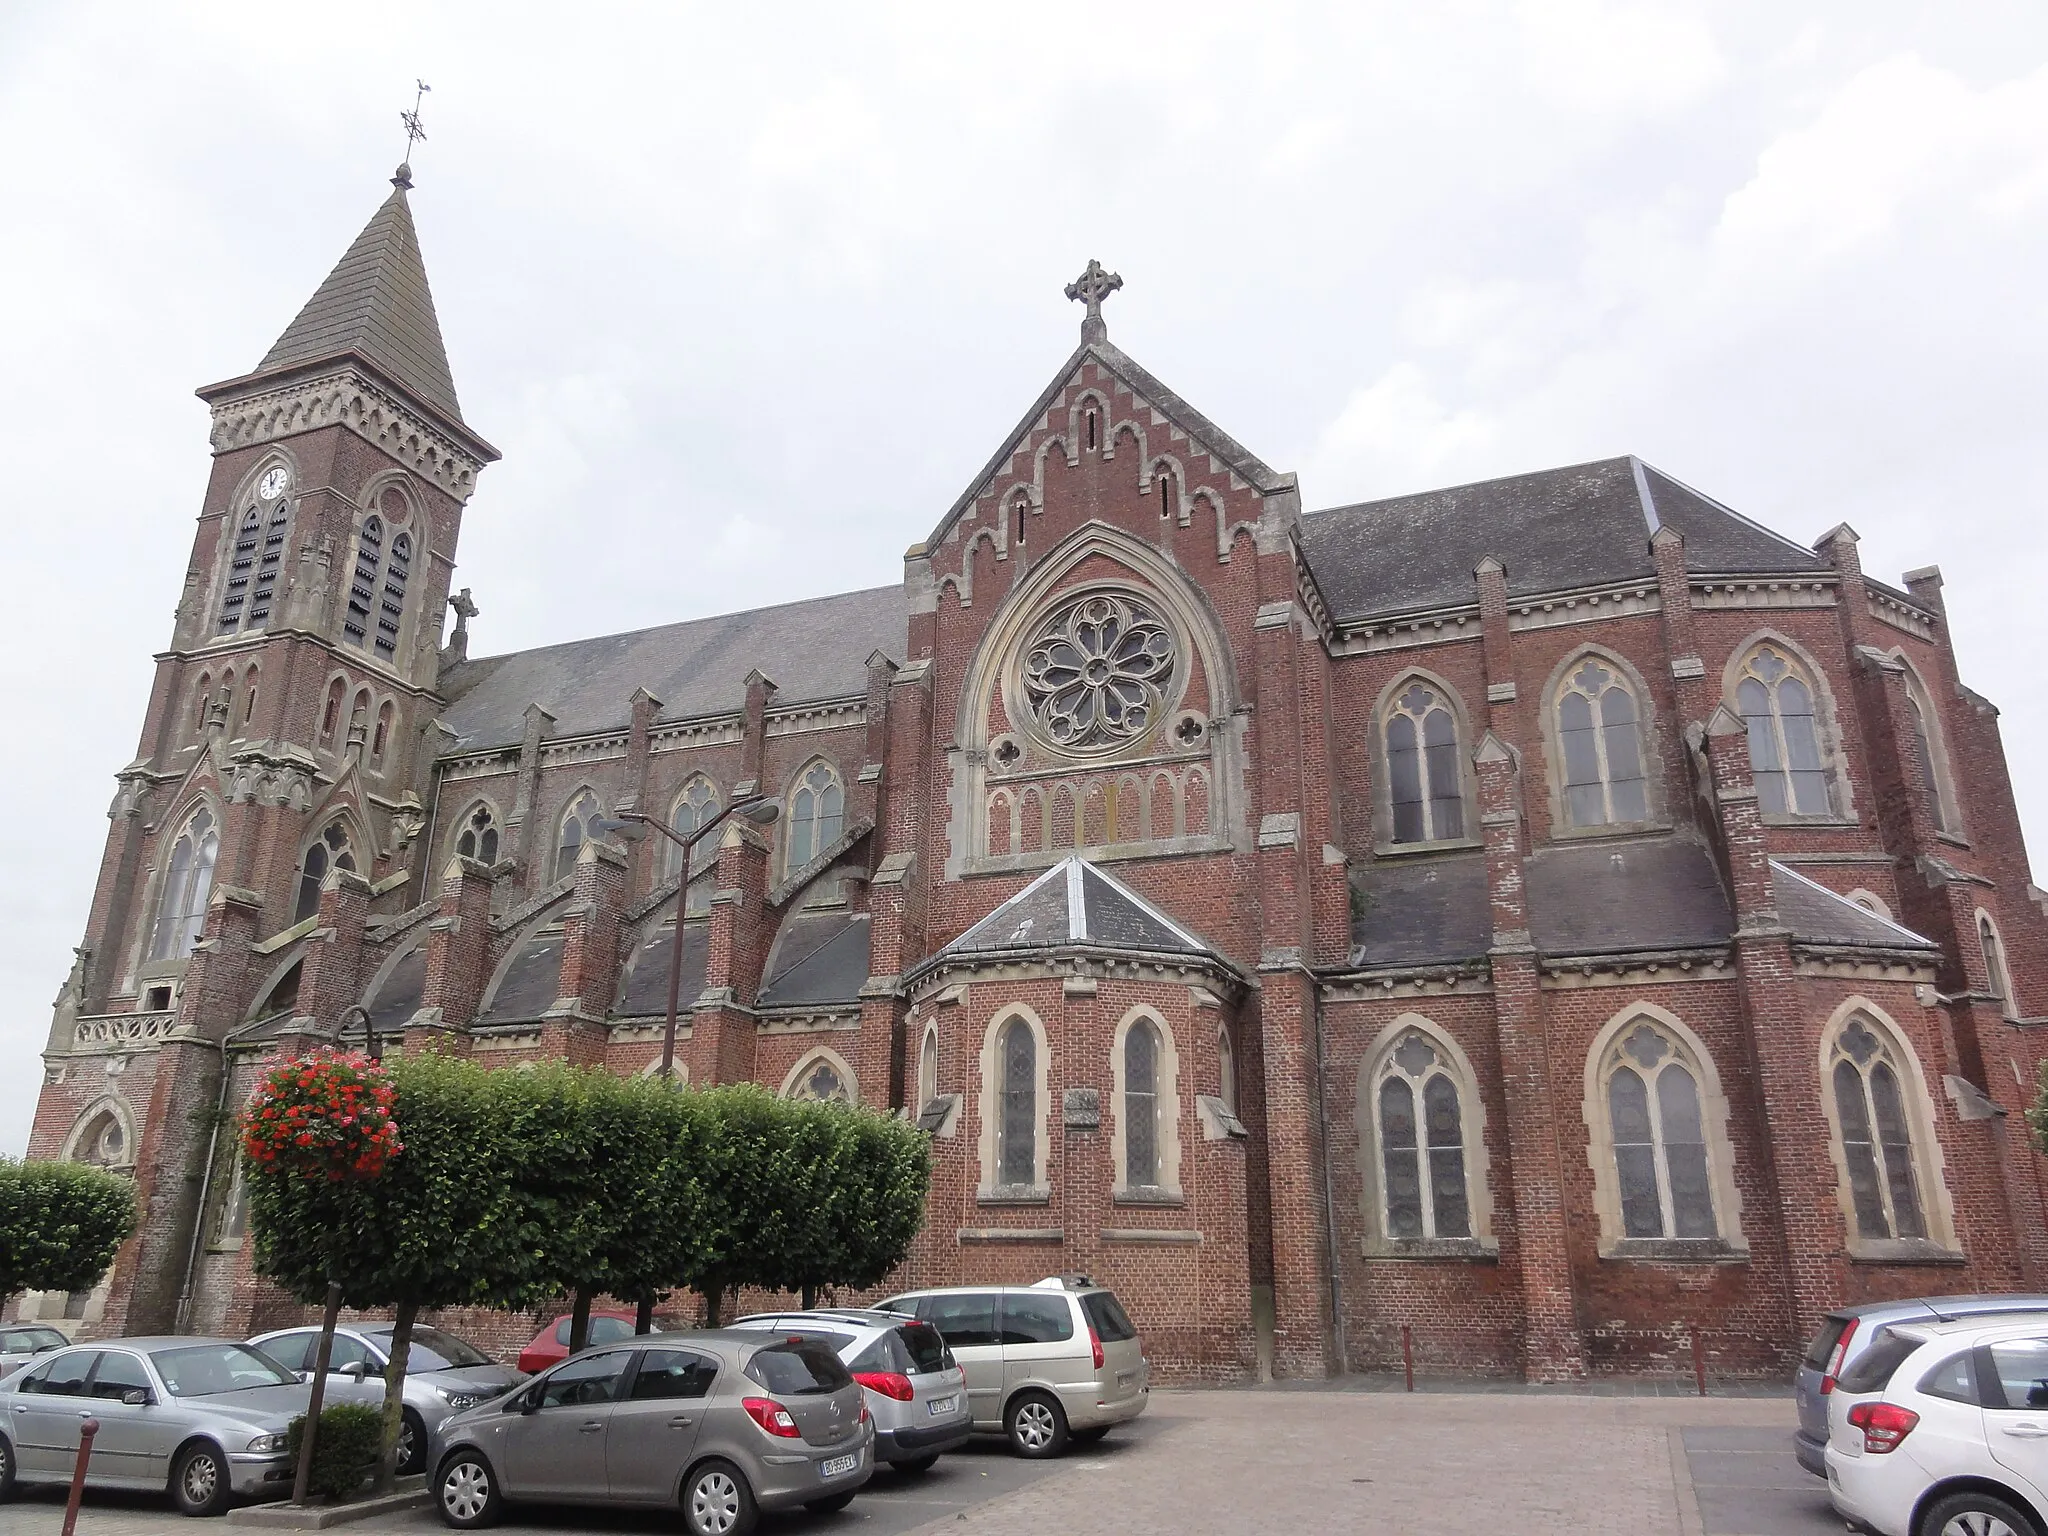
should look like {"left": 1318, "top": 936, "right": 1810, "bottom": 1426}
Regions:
{"left": 729, "top": 1308, "right": 971, "bottom": 1473}
{"left": 877, "top": 1276, "right": 1148, "bottom": 1457}
{"left": 1795, "top": 1295, "right": 2048, "bottom": 1477}
{"left": 249, "top": 1321, "right": 524, "bottom": 1476}
{"left": 515, "top": 1311, "right": 650, "bottom": 1375}
{"left": 431, "top": 1329, "right": 872, "bottom": 1536}
{"left": 0, "top": 1324, "right": 70, "bottom": 1382}
{"left": 0, "top": 1335, "right": 313, "bottom": 1515}
{"left": 1824, "top": 1314, "right": 2048, "bottom": 1536}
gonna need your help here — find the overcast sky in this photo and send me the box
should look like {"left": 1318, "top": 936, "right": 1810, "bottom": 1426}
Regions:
{"left": 4, "top": 2, "right": 2045, "bottom": 1154}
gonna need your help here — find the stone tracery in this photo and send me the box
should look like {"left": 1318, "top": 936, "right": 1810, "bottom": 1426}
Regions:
{"left": 1020, "top": 591, "right": 1178, "bottom": 756}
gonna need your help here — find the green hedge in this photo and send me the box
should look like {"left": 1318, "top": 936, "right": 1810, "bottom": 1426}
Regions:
{"left": 0, "top": 1159, "right": 136, "bottom": 1299}
{"left": 284, "top": 1403, "right": 384, "bottom": 1499}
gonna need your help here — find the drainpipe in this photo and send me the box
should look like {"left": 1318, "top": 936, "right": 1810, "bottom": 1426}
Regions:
{"left": 175, "top": 1016, "right": 266, "bottom": 1333}
{"left": 1311, "top": 976, "right": 1347, "bottom": 1375}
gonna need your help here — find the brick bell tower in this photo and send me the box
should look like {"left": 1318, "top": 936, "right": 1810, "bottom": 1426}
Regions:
{"left": 32, "top": 160, "right": 496, "bottom": 1335}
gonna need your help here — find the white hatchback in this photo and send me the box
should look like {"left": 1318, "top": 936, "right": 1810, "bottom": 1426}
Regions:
{"left": 1825, "top": 1314, "right": 2048, "bottom": 1536}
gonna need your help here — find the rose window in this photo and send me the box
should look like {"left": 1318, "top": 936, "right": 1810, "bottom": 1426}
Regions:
{"left": 1021, "top": 592, "right": 1178, "bottom": 755}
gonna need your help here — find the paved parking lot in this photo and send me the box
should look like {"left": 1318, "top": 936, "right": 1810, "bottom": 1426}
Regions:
{"left": 5, "top": 1389, "right": 1835, "bottom": 1536}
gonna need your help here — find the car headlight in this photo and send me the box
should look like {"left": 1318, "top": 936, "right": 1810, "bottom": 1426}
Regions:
{"left": 439, "top": 1391, "right": 487, "bottom": 1411}
{"left": 246, "top": 1433, "right": 290, "bottom": 1454}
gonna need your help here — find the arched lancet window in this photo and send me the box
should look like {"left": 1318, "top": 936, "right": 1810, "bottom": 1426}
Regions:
{"left": 1155, "top": 462, "right": 1175, "bottom": 518}
{"left": 377, "top": 530, "right": 411, "bottom": 659}
{"left": 455, "top": 804, "right": 499, "bottom": 865}
{"left": 245, "top": 495, "right": 292, "bottom": 630}
{"left": 918, "top": 1023, "right": 939, "bottom": 1110}
{"left": 1735, "top": 646, "right": 1830, "bottom": 816}
{"left": 1385, "top": 681, "right": 1465, "bottom": 843}
{"left": 1083, "top": 402, "right": 1100, "bottom": 452}
{"left": 555, "top": 790, "right": 605, "bottom": 882}
{"left": 786, "top": 1055, "right": 851, "bottom": 1104}
{"left": 216, "top": 508, "right": 262, "bottom": 633}
{"left": 73, "top": 1108, "right": 128, "bottom": 1168}
{"left": 371, "top": 701, "right": 394, "bottom": 762}
{"left": 1828, "top": 1016, "right": 1928, "bottom": 1242}
{"left": 343, "top": 515, "right": 384, "bottom": 650}
{"left": 1905, "top": 688, "right": 1951, "bottom": 834}
{"left": 295, "top": 821, "right": 356, "bottom": 925}
{"left": 242, "top": 668, "right": 259, "bottom": 726}
{"left": 1980, "top": 913, "right": 2013, "bottom": 1015}
{"left": 1557, "top": 657, "right": 1649, "bottom": 827}
{"left": 1218, "top": 1022, "right": 1236, "bottom": 1113}
{"left": 998, "top": 1016, "right": 1037, "bottom": 1188}
{"left": 320, "top": 679, "right": 345, "bottom": 744}
{"left": 1600, "top": 1020, "right": 1717, "bottom": 1239}
{"left": 1124, "top": 1018, "right": 1161, "bottom": 1189}
{"left": 1372, "top": 1031, "right": 1472, "bottom": 1240}
{"left": 192, "top": 673, "right": 212, "bottom": 736}
{"left": 666, "top": 777, "right": 722, "bottom": 880}
{"left": 785, "top": 762, "right": 844, "bottom": 872}
{"left": 148, "top": 806, "right": 218, "bottom": 961}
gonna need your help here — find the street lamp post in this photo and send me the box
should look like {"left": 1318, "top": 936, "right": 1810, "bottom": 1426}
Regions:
{"left": 596, "top": 795, "right": 778, "bottom": 1083}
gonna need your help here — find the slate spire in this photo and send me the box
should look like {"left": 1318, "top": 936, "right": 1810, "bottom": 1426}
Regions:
{"left": 253, "top": 167, "right": 466, "bottom": 425}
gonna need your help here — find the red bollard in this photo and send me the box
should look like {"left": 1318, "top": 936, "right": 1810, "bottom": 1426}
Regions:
{"left": 60, "top": 1417, "right": 99, "bottom": 1536}
{"left": 1691, "top": 1326, "right": 1707, "bottom": 1397}
{"left": 1402, "top": 1325, "right": 1414, "bottom": 1392}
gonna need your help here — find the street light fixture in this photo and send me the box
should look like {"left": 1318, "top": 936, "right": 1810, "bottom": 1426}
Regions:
{"left": 595, "top": 795, "right": 778, "bottom": 1082}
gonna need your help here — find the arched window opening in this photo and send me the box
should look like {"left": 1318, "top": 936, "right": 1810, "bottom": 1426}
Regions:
{"left": 217, "top": 508, "right": 262, "bottom": 633}
{"left": 666, "top": 778, "right": 722, "bottom": 878}
{"left": 242, "top": 671, "right": 259, "bottom": 726}
{"left": 918, "top": 1024, "right": 939, "bottom": 1110}
{"left": 1906, "top": 692, "right": 1949, "bottom": 833}
{"left": 74, "top": 1111, "right": 127, "bottom": 1168}
{"left": 350, "top": 689, "right": 371, "bottom": 740}
{"left": 246, "top": 498, "right": 292, "bottom": 630}
{"left": 1829, "top": 1017, "right": 1927, "bottom": 1242}
{"left": 371, "top": 701, "right": 393, "bottom": 762}
{"left": 1373, "top": 1032, "right": 1471, "bottom": 1240}
{"left": 1601, "top": 1021, "right": 1716, "bottom": 1239}
{"left": 456, "top": 804, "right": 500, "bottom": 865}
{"left": 343, "top": 515, "right": 385, "bottom": 650}
{"left": 1385, "top": 681, "right": 1465, "bottom": 843}
{"left": 1156, "top": 464, "right": 1173, "bottom": 518}
{"left": 376, "top": 530, "right": 411, "bottom": 659}
{"left": 1218, "top": 1023, "right": 1237, "bottom": 1113}
{"left": 555, "top": 790, "right": 605, "bottom": 883}
{"left": 1981, "top": 915, "right": 2012, "bottom": 1013}
{"left": 1014, "top": 497, "right": 1028, "bottom": 548}
{"left": 192, "top": 674, "right": 212, "bottom": 736}
{"left": 785, "top": 762, "right": 844, "bottom": 872}
{"left": 998, "top": 1017, "right": 1036, "bottom": 1188}
{"left": 1084, "top": 405, "right": 1099, "bottom": 451}
{"left": 1124, "top": 1019, "right": 1161, "bottom": 1189}
{"left": 148, "top": 806, "right": 219, "bottom": 962}
{"left": 320, "top": 679, "right": 345, "bottom": 744}
{"left": 1558, "top": 658, "right": 1648, "bottom": 827}
{"left": 1735, "top": 647, "right": 1830, "bottom": 815}
{"left": 295, "top": 822, "right": 357, "bottom": 924}
{"left": 788, "top": 1056, "right": 850, "bottom": 1103}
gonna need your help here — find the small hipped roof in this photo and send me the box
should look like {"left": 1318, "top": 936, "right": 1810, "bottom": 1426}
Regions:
{"left": 937, "top": 856, "right": 1217, "bottom": 962}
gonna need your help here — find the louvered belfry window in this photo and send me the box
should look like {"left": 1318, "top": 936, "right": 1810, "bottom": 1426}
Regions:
{"left": 377, "top": 531, "right": 411, "bottom": 659}
{"left": 344, "top": 515, "right": 384, "bottom": 649}
{"left": 217, "top": 509, "right": 261, "bottom": 633}
{"left": 246, "top": 498, "right": 292, "bottom": 629}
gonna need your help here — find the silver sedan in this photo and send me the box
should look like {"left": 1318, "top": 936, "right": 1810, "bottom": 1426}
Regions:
{"left": 0, "top": 1337, "right": 310, "bottom": 1515}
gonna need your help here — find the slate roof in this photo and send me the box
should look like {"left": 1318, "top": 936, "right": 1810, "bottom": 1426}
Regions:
{"left": 1772, "top": 863, "right": 1939, "bottom": 951}
{"left": 1298, "top": 457, "right": 1828, "bottom": 624}
{"left": 1526, "top": 839, "right": 1735, "bottom": 957}
{"left": 362, "top": 944, "right": 427, "bottom": 1032}
{"left": 616, "top": 921, "right": 710, "bottom": 1018}
{"left": 758, "top": 912, "right": 872, "bottom": 1008}
{"left": 437, "top": 585, "right": 906, "bottom": 754}
{"left": 252, "top": 184, "right": 466, "bottom": 426}
{"left": 1349, "top": 852, "right": 1492, "bottom": 969}
{"left": 477, "top": 931, "right": 564, "bottom": 1024}
{"left": 938, "top": 856, "right": 1213, "bottom": 961}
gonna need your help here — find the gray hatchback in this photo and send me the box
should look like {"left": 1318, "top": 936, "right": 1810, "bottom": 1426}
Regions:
{"left": 431, "top": 1331, "right": 872, "bottom": 1536}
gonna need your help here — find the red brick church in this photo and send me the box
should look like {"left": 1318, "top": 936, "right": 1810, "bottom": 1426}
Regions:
{"left": 17, "top": 166, "right": 2048, "bottom": 1383}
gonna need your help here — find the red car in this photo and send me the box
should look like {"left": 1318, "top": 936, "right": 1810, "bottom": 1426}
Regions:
{"left": 514, "top": 1311, "right": 654, "bottom": 1374}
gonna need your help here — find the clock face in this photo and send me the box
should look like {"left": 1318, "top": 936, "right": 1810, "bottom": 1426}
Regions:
{"left": 257, "top": 466, "right": 289, "bottom": 500}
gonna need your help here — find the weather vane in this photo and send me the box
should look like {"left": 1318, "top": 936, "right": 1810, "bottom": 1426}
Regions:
{"left": 393, "top": 79, "right": 431, "bottom": 189}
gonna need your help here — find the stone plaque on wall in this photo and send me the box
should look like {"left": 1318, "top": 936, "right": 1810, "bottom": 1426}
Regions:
{"left": 1063, "top": 1088, "right": 1100, "bottom": 1128}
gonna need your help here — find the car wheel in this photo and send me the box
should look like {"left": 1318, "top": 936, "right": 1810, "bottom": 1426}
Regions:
{"left": 682, "top": 1458, "right": 757, "bottom": 1536}
{"left": 435, "top": 1451, "right": 502, "bottom": 1529}
{"left": 397, "top": 1409, "right": 428, "bottom": 1477}
{"left": 805, "top": 1490, "right": 857, "bottom": 1514}
{"left": 0, "top": 1432, "right": 17, "bottom": 1499}
{"left": 171, "top": 1441, "right": 233, "bottom": 1518}
{"left": 1071, "top": 1425, "right": 1111, "bottom": 1444}
{"left": 1005, "top": 1391, "right": 1069, "bottom": 1459}
{"left": 894, "top": 1454, "right": 940, "bottom": 1475}
{"left": 1920, "top": 1491, "right": 2043, "bottom": 1536}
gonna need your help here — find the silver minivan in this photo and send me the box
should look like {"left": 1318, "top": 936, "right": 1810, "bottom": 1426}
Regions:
{"left": 878, "top": 1277, "right": 1148, "bottom": 1457}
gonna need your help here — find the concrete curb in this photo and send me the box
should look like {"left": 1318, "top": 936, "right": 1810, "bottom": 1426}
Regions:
{"left": 226, "top": 1481, "right": 430, "bottom": 1529}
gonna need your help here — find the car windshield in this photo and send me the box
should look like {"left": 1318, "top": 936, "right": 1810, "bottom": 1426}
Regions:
{"left": 150, "top": 1343, "right": 300, "bottom": 1397}
{"left": 895, "top": 1324, "right": 951, "bottom": 1375}
{"left": 3, "top": 1327, "right": 66, "bottom": 1354}
{"left": 373, "top": 1326, "right": 492, "bottom": 1371}
{"left": 745, "top": 1342, "right": 852, "bottom": 1396}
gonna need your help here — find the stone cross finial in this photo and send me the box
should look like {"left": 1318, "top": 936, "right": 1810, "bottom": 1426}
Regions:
{"left": 1066, "top": 259, "right": 1123, "bottom": 345}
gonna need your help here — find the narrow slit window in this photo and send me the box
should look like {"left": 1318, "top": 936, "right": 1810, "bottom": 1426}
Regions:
{"left": 371, "top": 701, "right": 393, "bottom": 761}
{"left": 998, "top": 1018, "right": 1037, "bottom": 1187}
{"left": 320, "top": 680, "right": 345, "bottom": 743}
{"left": 1124, "top": 1020, "right": 1160, "bottom": 1189}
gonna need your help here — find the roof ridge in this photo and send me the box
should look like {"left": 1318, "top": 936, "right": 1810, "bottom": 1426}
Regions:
{"left": 1301, "top": 454, "right": 1635, "bottom": 520}
{"left": 1769, "top": 860, "right": 1936, "bottom": 947}
{"left": 1636, "top": 461, "right": 1824, "bottom": 566}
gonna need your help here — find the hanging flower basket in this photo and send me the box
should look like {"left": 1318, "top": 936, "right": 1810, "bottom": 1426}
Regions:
{"left": 242, "top": 1050, "right": 402, "bottom": 1182}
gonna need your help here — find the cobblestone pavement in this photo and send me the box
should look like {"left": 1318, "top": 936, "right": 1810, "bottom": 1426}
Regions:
{"left": 2, "top": 1389, "right": 1833, "bottom": 1536}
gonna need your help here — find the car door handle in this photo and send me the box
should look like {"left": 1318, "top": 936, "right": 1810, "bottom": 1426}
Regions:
{"left": 2004, "top": 1424, "right": 2048, "bottom": 1438}
{"left": 668, "top": 1416, "right": 693, "bottom": 1428}
{"left": 578, "top": 1421, "right": 603, "bottom": 1433}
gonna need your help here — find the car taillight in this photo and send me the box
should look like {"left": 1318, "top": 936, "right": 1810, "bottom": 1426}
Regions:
{"left": 1847, "top": 1401, "right": 1920, "bottom": 1454}
{"left": 852, "top": 1371, "right": 915, "bottom": 1401}
{"left": 1090, "top": 1329, "right": 1105, "bottom": 1371}
{"left": 1822, "top": 1318, "right": 1859, "bottom": 1395}
{"left": 859, "top": 1401, "right": 870, "bottom": 1424}
{"left": 741, "top": 1397, "right": 801, "bottom": 1438}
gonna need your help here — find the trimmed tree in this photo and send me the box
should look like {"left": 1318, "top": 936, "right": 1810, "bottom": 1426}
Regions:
{"left": 0, "top": 1158, "right": 137, "bottom": 1302}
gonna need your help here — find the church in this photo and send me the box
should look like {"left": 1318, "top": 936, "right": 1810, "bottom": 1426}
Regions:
{"left": 16, "top": 161, "right": 2048, "bottom": 1384}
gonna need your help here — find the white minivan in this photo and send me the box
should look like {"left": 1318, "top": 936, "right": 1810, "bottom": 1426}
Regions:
{"left": 877, "top": 1277, "right": 1148, "bottom": 1458}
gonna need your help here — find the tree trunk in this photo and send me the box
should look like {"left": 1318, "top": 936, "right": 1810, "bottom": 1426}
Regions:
{"left": 373, "top": 1300, "right": 418, "bottom": 1496}
{"left": 801, "top": 1282, "right": 816, "bottom": 1309}
{"left": 701, "top": 1281, "right": 723, "bottom": 1330}
{"left": 291, "top": 1281, "right": 345, "bottom": 1506}
{"left": 568, "top": 1286, "right": 593, "bottom": 1355}
{"left": 634, "top": 1293, "right": 654, "bottom": 1335}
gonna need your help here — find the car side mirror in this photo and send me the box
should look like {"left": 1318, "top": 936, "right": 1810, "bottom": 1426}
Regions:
{"left": 337, "top": 1361, "right": 369, "bottom": 1381}
{"left": 121, "top": 1388, "right": 151, "bottom": 1407}
{"left": 297, "top": 1370, "right": 314, "bottom": 1385}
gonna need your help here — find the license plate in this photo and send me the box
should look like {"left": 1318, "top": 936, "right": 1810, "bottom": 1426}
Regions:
{"left": 820, "top": 1454, "right": 859, "bottom": 1479}
{"left": 927, "top": 1395, "right": 956, "bottom": 1415}
{"left": 1117, "top": 1370, "right": 1135, "bottom": 1387}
